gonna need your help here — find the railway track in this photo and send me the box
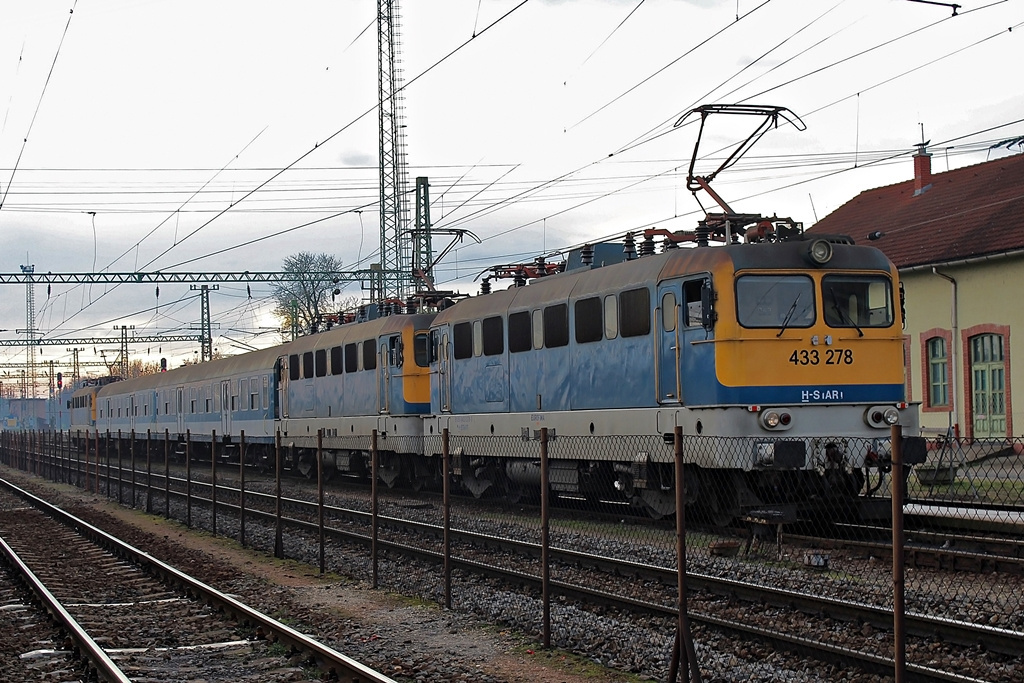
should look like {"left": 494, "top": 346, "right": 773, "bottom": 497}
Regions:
{"left": 74, "top": 467, "right": 1024, "bottom": 670}
{"left": 0, "top": 477, "right": 395, "bottom": 683}
{"left": 8, "top": 445, "right": 1024, "bottom": 681}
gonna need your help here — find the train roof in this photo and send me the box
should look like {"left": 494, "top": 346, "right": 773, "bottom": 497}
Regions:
{"left": 433, "top": 239, "right": 893, "bottom": 325}
{"left": 95, "top": 312, "right": 436, "bottom": 398}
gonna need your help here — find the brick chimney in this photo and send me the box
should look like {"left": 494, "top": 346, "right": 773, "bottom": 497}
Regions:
{"left": 913, "top": 142, "right": 932, "bottom": 196}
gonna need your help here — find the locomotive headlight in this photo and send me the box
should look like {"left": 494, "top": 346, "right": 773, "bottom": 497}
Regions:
{"left": 865, "top": 405, "right": 901, "bottom": 428}
{"left": 760, "top": 409, "right": 793, "bottom": 430}
{"left": 805, "top": 239, "right": 833, "bottom": 266}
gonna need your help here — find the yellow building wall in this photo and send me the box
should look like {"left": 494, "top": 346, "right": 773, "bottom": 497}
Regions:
{"left": 900, "top": 254, "right": 1023, "bottom": 438}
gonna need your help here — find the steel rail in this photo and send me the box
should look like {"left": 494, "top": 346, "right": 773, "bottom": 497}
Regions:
{"left": 23, "top": 454, "right": 1024, "bottom": 663}
{"left": 0, "top": 476, "right": 397, "bottom": 683}
{"left": 115, "top": 466, "right": 1024, "bottom": 659}
{"left": 0, "top": 535, "right": 131, "bottom": 683}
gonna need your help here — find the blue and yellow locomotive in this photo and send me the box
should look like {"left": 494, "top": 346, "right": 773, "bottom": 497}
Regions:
{"left": 424, "top": 224, "right": 920, "bottom": 519}
{"left": 70, "top": 222, "right": 921, "bottom": 521}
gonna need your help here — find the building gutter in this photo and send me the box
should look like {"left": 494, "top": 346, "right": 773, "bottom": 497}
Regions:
{"left": 899, "top": 247, "right": 1024, "bottom": 273}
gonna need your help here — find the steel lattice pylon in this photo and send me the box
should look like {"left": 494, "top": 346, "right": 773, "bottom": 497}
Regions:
{"left": 378, "top": 0, "right": 412, "bottom": 302}
{"left": 20, "top": 264, "right": 37, "bottom": 398}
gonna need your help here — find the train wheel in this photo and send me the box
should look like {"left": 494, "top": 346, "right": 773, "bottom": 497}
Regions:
{"left": 297, "top": 456, "right": 315, "bottom": 479}
{"left": 636, "top": 489, "right": 676, "bottom": 519}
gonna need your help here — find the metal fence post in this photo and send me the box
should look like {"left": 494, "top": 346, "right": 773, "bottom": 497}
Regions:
{"left": 164, "top": 429, "right": 170, "bottom": 519}
{"left": 443, "top": 428, "right": 452, "bottom": 610}
{"left": 146, "top": 429, "right": 152, "bottom": 514}
{"left": 130, "top": 430, "right": 137, "bottom": 508}
{"left": 318, "top": 429, "right": 325, "bottom": 575}
{"left": 669, "top": 426, "right": 702, "bottom": 683}
{"left": 76, "top": 430, "right": 82, "bottom": 489}
{"left": 94, "top": 429, "right": 100, "bottom": 494}
{"left": 117, "top": 430, "right": 123, "bottom": 504}
{"left": 186, "top": 429, "right": 192, "bottom": 528}
{"left": 104, "top": 430, "right": 111, "bottom": 497}
{"left": 239, "top": 430, "right": 246, "bottom": 547}
{"left": 891, "top": 424, "right": 906, "bottom": 683}
{"left": 275, "top": 430, "right": 283, "bottom": 559}
{"left": 371, "top": 429, "right": 379, "bottom": 589}
{"left": 540, "top": 427, "right": 551, "bottom": 649}
{"left": 211, "top": 429, "right": 218, "bottom": 537}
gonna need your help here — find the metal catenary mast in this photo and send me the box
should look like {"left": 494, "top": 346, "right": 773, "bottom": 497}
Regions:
{"left": 378, "top": 0, "right": 413, "bottom": 302}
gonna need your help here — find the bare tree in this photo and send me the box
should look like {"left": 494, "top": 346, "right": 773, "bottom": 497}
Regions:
{"left": 271, "top": 252, "right": 348, "bottom": 337}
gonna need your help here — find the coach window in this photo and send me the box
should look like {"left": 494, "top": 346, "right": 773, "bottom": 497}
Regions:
{"left": 330, "top": 345, "right": 343, "bottom": 375}
{"left": 927, "top": 337, "right": 950, "bottom": 407}
{"left": 822, "top": 274, "right": 893, "bottom": 328}
{"left": 388, "top": 335, "right": 403, "bottom": 366}
{"left": 661, "top": 292, "right": 677, "bottom": 333}
{"left": 544, "top": 304, "right": 569, "bottom": 348}
{"left": 250, "top": 377, "right": 259, "bottom": 410}
{"left": 430, "top": 330, "right": 441, "bottom": 364}
{"left": 289, "top": 354, "right": 300, "bottom": 381}
{"left": 303, "top": 351, "right": 314, "bottom": 378}
{"left": 575, "top": 297, "right": 603, "bottom": 343}
{"left": 263, "top": 375, "right": 270, "bottom": 409}
{"left": 363, "top": 339, "right": 377, "bottom": 370}
{"left": 620, "top": 288, "right": 651, "bottom": 337}
{"left": 532, "top": 309, "right": 544, "bottom": 349}
{"left": 508, "top": 311, "right": 531, "bottom": 353}
{"left": 684, "top": 278, "right": 707, "bottom": 327}
{"left": 414, "top": 332, "right": 430, "bottom": 367}
{"left": 315, "top": 349, "right": 327, "bottom": 377}
{"left": 483, "top": 316, "right": 504, "bottom": 356}
{"left": 453, "top": 322, "right": 472, "bottom": 360}
{"left": 736, "top": 275, "right": 813, "bottom": 328}
{"left": 345, "top": 343, "right": 358, "bottom": 373}
{"left": 604, "top": 295, "right": 618, "bottom": 339}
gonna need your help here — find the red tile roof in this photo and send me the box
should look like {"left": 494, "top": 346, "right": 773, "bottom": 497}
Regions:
{"left": 807, "top": 152, "right": 1024, "bottom": 269}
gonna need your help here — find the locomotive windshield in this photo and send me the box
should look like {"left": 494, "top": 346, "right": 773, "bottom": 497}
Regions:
{"left": 736, "top": 275, "right": 815, "bottom": 328}
{"left": 822, "top": 274, "right": 893, "bottom": 329}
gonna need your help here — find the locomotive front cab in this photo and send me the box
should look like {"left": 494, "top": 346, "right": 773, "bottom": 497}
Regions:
{"left": 677, "top": 239, "right": 921, "bottom": 517}
{"left": 714, "top": 240, "right": 908, "bottom": 416}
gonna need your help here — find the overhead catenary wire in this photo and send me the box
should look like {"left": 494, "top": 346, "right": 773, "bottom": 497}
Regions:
{"left": 6, "top": 1, "right": 1022, "bottom": 368}
{"left": 0, "top": 1, "right": 77, "bottom": 213}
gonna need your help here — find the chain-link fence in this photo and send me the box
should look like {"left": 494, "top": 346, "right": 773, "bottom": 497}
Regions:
{"left": 2, "top": 427, "right": 1022, "bottom": 678}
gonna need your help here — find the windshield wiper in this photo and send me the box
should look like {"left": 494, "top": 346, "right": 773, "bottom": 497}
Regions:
{"left": 777, "top": 292, "right": 802, "bottom": 337}
{"left": 829, "top": 287, "right": 863, "bottom": 337}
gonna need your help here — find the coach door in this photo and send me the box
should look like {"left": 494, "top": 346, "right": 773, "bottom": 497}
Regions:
{"left": 657, "top": 283, "right": 683, "bottom": 403}
{"left": 439, "top": 330, "right": 452, "bottom": 412}
{"left": 276, "top": 355, "right": 290, "bottom": 419}
{"left": 657, "top": 276, "right": 713, "bottom": 405}
{"left": 220, "top": 380, "right": 232, "bottom": 435}
{"left": 175, "top": 387, "right": 185, "bottom": 434}
{"left": 378, "top": 339, "right": 390, "bottom": 414}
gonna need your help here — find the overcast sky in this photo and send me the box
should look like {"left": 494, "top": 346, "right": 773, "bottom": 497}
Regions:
{"left": 1, "top": 0, "right": 1021, "bottom": 379}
